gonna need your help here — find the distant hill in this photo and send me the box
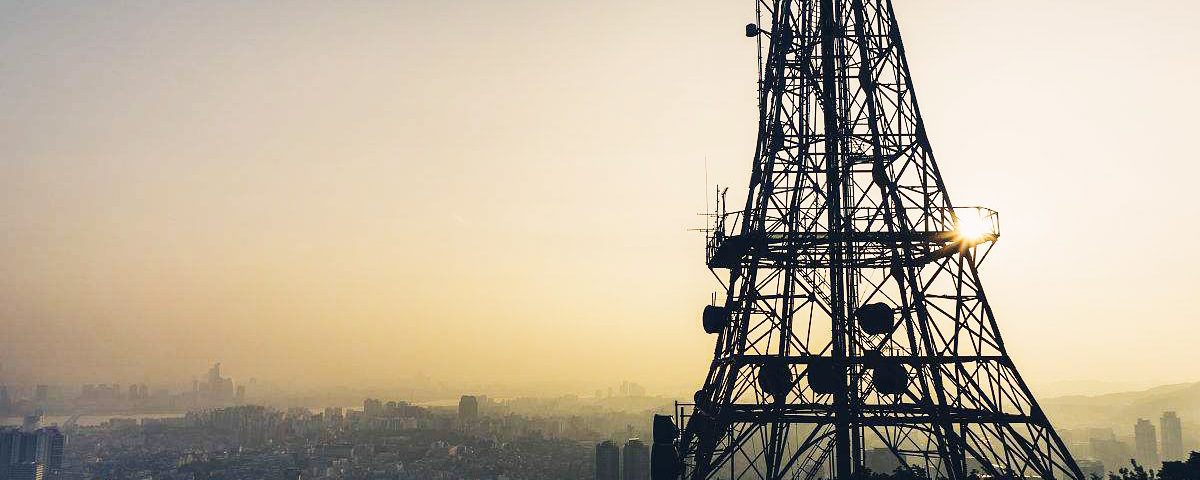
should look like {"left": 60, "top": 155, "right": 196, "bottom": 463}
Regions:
{"left": 1040, "top": 381, "right": 1200, "bottom": 430}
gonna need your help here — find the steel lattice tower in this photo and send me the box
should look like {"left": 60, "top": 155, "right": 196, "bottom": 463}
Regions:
{"left": 654, "top": 1, "right": 1085, "bottom": 479}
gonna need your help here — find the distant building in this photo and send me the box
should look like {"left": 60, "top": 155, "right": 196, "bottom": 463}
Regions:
{"left": 324, "top": 407, "right": 344, "bottom": 426}
{"left": 595, "top": 440, "right": 619, "bottom": 480}
{"left": 1160, "top": 411, "right": 1183, "bottom": 462}
{"left": 622, "top": 438, "right": 649, "bottom": 480}
{"left": 1134, "top": 418, "right": 1159, "bottom": 467}
{"left": 1087, "top": 427, "right": 1116, "bottom": 442}
{"left": 0, "top": 426, "right": 65, "bottom": 480}
{"left": 34, "top": 427, "right": 64, "bottom": 476}
{"left": 618, "top": 382, "right": 646, "bottom": 397}
{"left": 0, "top": 428, "right": 18, "bottom": 467}
{"left": 457, "top": 396, "right": 479, "bottom": 421}
{"left": 363, "top": 398, "right": 383, "bottom": 417}
{"left": 33, "top": 386, "right": 48, "bottom": 405}
{"left": 864, "top": 447, "right": 903, "bottom": 475}
{"left": 1090, "top": 437, "right": 1133, "bottom": 474}
{"left": 7, "top": 462, "right": 45, "bottom": 480}
{"left": 1077, "top": 459, "right": 1105, "bottom": 478}
{"left": 202, "top": 363, "right": 235, "bottom": 403}
{"left": 21, "top": 413, "right": 41, "bottom": 433}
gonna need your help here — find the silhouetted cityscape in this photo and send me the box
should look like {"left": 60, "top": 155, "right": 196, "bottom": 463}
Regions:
{"left": 2, "top": 366, "right": 692, "bottom": 479}
{"left": 2, "top": 363, "right": 1198, "bottom": 479}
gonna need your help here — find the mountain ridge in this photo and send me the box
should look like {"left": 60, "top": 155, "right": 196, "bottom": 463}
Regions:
{"left": 1040, "top": 380, "right": 1200, "bottom": 430}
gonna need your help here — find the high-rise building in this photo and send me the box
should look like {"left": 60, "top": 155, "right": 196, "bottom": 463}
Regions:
{"left": 595, "top": 440, "right": 619, "bottom": 480}
{"left": 20, "top": 413, "right": 40, "bottom": 433}
{"left": 7, "top": 462, "right": 45, "bottom": 480}
{"left": 16, "top": 433, "right": 36, "bottom": 464}
{"left": 618, "top": 382, "right": 646, "bottom": 397}
{"left": 208, "top": 363, "right": 221, "bottom": 384}
{"left": 0, "top": 426, "right": 64, "bottom": 480}
{"left": 35, "top": 427, "right": 64, "bottom": 475}
{"left": 1090, "top": 437, "right": 1133, "bottom": 474}
{"left": 621, "top": 438, "right": 649, "bottom": 480}
{"left": 0, "top": 386, "right": 9, "bottom": 415}
{"left": 457, "top": 396, "right": 478, "bottom": 421}
{"left": 865, "top": 447, "right": 903, "bottom": 475}
{"left": 1161, "top": 411, "right": 1183, "bottom": 462}
{"left": 201, "top": 363, "right": 235, "bottom": 403}
{"left": 1, "top": 427, "right": 20, "bottom": 470}
{"left": 323, "top": 407, "right": 344, "bottom": 427}
{"left": 363, "top": 398, "right": 383, "bottom": 418}
{"left": 1134, "top": 418, "right": 1159, "bottom": 467}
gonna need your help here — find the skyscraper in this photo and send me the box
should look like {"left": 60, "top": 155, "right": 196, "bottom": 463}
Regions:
{"left": 457, "top": 395, "right": 478, "bottom": 422}
{"left": 20, "top": 414, "right": 39, "bottom": 434}
{"left": 1088, "top": 431, "right": 1132, "bottom": 476}
{"left": 202, "top": 363, "right": 235, "bottom": 403}
{"left": 1161, "top": 411, "right": 1183, "bottom": 462}
{"left": 7, "top": 462, "right": 45, "bottom": 480}
{"left": 0, "top": 427, "right": 63, "bottom": 480}
{"left": 363, "top": 398, "right": 383, "bottom": 418}
{"left": 1134, "top": 418, "right": 1159, "bottom": 467}
{"left": 622, "top": 438, "right": 649, "bottom": 480}
{"left": 1, "top": 427, "right": 20, "bottom": 472}
{"left": 35, "top": 427, "right": 65, "bottom": 476}
{"left": 595, "top": 440, "right": 619, "bottom": 480}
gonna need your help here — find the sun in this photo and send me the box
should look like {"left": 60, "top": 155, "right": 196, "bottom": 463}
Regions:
{"left": 954, "top": 208, "right": 994, "bottom": 244}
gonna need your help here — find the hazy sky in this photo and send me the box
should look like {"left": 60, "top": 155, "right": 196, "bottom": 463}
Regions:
{"left": 2, "top": 0, "right": 1198, "bottom": 397}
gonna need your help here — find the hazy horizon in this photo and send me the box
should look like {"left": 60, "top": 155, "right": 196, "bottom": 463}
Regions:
{"left": 3, "top": 0, "right": 1200, "bottom": 398}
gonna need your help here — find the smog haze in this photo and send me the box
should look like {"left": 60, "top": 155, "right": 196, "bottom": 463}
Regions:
{"left": 3, "top": 0, "right": 1199, "bottom": 397}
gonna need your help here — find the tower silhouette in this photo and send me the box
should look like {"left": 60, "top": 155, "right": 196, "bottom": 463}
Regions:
{"left": 660, "top": 1, "right": 1084, "bottom": 479}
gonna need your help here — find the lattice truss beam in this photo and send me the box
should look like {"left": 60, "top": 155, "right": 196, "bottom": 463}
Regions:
{"left": 675, "top": 1, "right": 1084, "bottom": 479}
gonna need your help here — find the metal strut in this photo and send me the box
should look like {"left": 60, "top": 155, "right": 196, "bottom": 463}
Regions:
{"left": 660, "top": 1, "right": 1086, "bottom": 479}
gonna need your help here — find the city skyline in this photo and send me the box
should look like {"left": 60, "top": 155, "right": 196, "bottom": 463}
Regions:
{"left": 2, "top": 0, "right": 1200, "bottom": 403}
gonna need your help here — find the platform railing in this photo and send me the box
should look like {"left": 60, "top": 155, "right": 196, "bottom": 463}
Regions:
{"left": 705, "top": 206, "right": 999, "bottom": 268}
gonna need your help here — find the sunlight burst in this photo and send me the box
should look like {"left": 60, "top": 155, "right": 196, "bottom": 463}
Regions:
{"left": 954, "top": 208, "right": 994, "bottom": 244}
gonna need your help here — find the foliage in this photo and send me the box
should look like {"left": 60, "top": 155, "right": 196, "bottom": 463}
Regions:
{"left": 851, "top": 452, "right": 1200, "bottom": 480}
{"left": 1155, "top": 451, "right": 1200, "bottom": 480}
{"left": 1099, "top": 451, "right": 1200, "bottom": 480}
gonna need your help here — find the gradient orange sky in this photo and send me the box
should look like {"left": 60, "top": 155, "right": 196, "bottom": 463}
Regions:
{"left": 2, "top": 0, "right": 1198, "bottom": 396}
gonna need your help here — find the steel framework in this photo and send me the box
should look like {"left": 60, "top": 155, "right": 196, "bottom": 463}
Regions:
{"left": 663, "top": 1, "right": 1085, "bottom": 479}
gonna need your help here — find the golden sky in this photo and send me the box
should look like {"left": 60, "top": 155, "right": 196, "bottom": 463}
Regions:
{"left": 1, "top": 0, "right": 1198, "bottom": 396}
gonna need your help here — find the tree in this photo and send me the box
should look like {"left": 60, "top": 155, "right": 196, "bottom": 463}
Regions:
{"left": 1107, "top": 459, "right": 1152, "bottom": 480}
{"left": 1102, "top": 451, "right": 1200, "bottom": 480}
{"left": 842, "top": 453, "right": 1200, "bottom": 480}
{"left": 1157, "top": 451, "right": 1200, "bottom": 480}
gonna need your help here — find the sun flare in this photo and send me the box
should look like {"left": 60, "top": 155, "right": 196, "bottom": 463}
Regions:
{"left": 954, "top": 209, "right": 994, "bottom": 243}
